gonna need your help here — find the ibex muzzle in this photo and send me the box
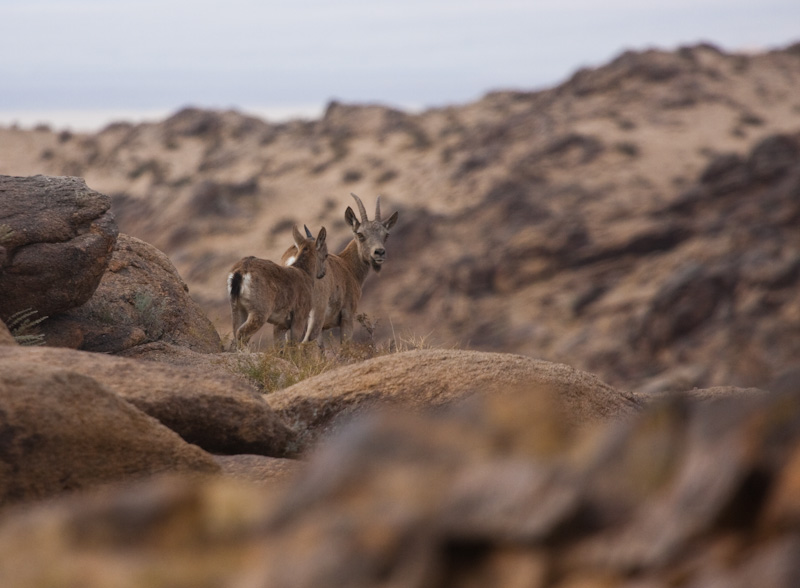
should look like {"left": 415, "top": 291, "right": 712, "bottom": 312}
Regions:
{"left": 345, "top": 192, "right": 399, "bottom": 273}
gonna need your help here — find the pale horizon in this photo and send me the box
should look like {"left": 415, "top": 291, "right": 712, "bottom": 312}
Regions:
{"left": 2, "top": 0, "right": 798, "bottom": 132}
{"left": 0, "top": 104, "right": 329, "bottom": 133}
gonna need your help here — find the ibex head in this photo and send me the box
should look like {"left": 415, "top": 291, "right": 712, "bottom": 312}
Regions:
{"left": 344, "top": 193, "right": 399, "bottom": 273}
{"left": 292, "top": 224, "right": 328, "bottom": 279}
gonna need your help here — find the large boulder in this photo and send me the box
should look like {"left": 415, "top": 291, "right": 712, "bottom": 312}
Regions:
{"left": 0, "top": 175, "right": 118, "bottom": 321}
{"left": 265, "top": 348, "right": 642, "bottom": 451}
{"left": 0, "top": 362, "right": 219, "bottom": 508}
{"left": 41, "top": 234, "right": 221, "bottom": 353}
{"left": 0, "top": 346, "right": 296, "bottom": 457}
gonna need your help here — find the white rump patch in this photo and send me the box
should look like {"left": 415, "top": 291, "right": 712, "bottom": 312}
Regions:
{"left": 285, "top": 255, "right": 297, "bottom": 266}
{"left": 226, "top": 272, "right": 234, "bottom": 294}
{"left": 241, "top": 273, "right": 252, "bottom": 297}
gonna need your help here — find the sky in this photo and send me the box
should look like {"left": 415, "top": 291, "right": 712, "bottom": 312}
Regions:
{"left": 1, "top": 0, "right": 799, "bottom": 131}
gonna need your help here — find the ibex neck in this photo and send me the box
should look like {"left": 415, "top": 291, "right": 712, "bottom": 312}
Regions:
{"left": 339, "top": 240, "right": 370, "bottom": 284}
{"left": 292, "top": 251, "right": 315, "bottom": 275}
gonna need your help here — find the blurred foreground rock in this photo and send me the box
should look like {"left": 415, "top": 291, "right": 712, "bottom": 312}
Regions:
{"left": 1, "top": 381, "right": 800, "bottom": 587}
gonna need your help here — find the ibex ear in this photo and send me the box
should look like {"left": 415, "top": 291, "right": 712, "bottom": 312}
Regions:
{"left": 383, "top": 211, "right": 399, "bottom": 231}
{"left": 316, "top": 226, "right": 327, "bottom": 247}
{"left": 344, "top": 206, "right": 360, "bottom": 231}
{"left": 292, "top": 225, "right": 305, "bottom": 248}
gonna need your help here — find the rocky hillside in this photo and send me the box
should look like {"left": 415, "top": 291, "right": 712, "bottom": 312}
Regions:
{"left": 2, "top": 149, "right": 800, "bottom": 586}
{"left": 2, "top": 43, "right": 800, "bottom": 393}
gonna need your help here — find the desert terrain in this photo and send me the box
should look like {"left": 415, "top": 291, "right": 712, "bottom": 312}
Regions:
{"left": 1, "top": 42, "right": 800, "bottom": 586}
{"left": 3, "top": 42, "right": 800, "bottom": 392}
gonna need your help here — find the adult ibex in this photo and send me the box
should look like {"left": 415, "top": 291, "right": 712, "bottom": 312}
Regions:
{"left": 281, "top": 193, "right": 398, "bottom": 343}
{"left": 228, "top": 225, "right": 328, "bottom": 348}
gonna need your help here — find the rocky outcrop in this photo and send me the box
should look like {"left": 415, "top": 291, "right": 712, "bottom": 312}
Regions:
{"left": 2, "top": 46, "right": 800, "bottom": 391}
{"left": 0, "top": 380, "right": 798, "bottom": 587}
{"left": 265, "top": 349, "right": 641, "bottom": 451}
{"left": 41, "top": 234, "right": 222, "bottom": 353}
{"left": 0, "top": 346, "right": 296, "bottom": 457}
{"left": 0, "top": 362, "right": 219, "bottom": 507}
{"left": 0, "top": 175, "right": 118, "bottom": 321}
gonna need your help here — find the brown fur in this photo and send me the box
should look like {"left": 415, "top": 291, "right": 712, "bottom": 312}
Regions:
{"left": 228, "top": 225, "right": 327, "bottom": 348}
{"left": 280, "top": 194, "right": 398, "bottom": 343}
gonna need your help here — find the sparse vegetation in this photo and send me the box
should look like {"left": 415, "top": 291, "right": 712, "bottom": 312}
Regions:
{"left": 233, "top": 344, "right": 339, "bottom": 393}
{"left": 0, "top": 224, "right": 14, "bottom": 245}
{"left": 132, "top": 290, "right": 164, "bottom": 338}
{"left": 7, "top": 308, "right": 47, "bottom": 346}
{"left": 230, "top": 313, "right": 434, "bottom": 394}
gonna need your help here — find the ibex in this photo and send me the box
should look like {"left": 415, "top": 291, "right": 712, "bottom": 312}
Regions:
{"left": 228, "top": 225, "right": 328, "bottom": 348}
{"left": 280, "top": 193, "right": 398, "bottom": 343}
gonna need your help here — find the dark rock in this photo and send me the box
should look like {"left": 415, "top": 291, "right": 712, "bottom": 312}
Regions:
{"left": 638, "top": 262, "right": 736, "bottom": 351}
{"left": 748, "top": 134, "right": 800, "bottom": 181}
{"left": 0, "top": 175, "right": 118, "bottom": 321}
{"left": 40, "top": 234, "right": 221, "bottom": 354}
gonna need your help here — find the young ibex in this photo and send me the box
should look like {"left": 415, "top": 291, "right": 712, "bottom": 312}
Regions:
{"left": 228, "top": 225, "right": 328, "bottom": 348}
{"left": 280, "top": 193, "right": 398, "bottom": 343}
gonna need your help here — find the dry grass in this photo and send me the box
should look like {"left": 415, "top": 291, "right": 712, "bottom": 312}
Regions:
{"left": 7, "top": 308, "right": 47, "bottom": 346}
{"left": 229, "top": 313, "right": 436, "bottom": 394}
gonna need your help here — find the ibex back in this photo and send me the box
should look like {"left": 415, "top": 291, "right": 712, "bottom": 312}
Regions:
{"left": 228, "top": 225, "right": 327, "bottom": 348}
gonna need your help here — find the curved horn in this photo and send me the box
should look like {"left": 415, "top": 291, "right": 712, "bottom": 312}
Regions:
{"left": 375, "top": 195, "right": 382, "bottom": 221}
{"left": 350, "top": 192, "right": 368, "bottom": 223}
{"left": 304, "top": 224, "right": 313, "bottom": 239}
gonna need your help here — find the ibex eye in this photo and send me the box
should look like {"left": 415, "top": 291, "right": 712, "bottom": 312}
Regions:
{"left": 357, "top": 233, "right": 366, "bottom": 242}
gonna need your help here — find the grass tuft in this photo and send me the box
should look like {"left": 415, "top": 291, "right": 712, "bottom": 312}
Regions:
{"left": 7, "top": 308, "right": 47, "bottom": 346}
{"left": 229, "top": 313, "right": 434, "bottom": 394}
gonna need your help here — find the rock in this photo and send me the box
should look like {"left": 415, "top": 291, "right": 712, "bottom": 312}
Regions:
{"left": 0, "top": 346, "right": 296, "bottom": 457}
{"left": 637, "top": 261, "right": 736, "bottom": 351}
{"left": 564, "top": 390, "right": 800, "bottom": 575}
{"left": 265, "top": 348, "right": 641, "bottom": 451}
{"left": 40, "top": 234, "right": 221, "bottom": 353}
{"left": 0, "top": 175, "right": 118, "bottom": 321}
{"left": 2, "top": 375, "right": 800, "bottom": 587}
{"left": 0, "top": 476, "right": 273, "bottom": 587}
{"left": 214, "top": 455, "right": 302, "bottom": 486}
{"left": 748, "top": 133, "right": 800, "bottom": 180}
{"left": 0, "top": 362, "right": 219, "bottom": 507}
{"left": 683, "top": 385, "right": 768, "bottom": 402}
